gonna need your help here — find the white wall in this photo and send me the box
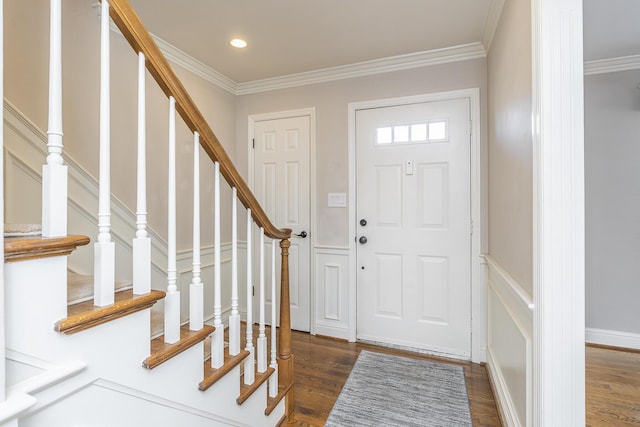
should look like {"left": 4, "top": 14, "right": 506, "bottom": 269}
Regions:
{"left": 4, "top": 0, "right": 237, "bottom": 251}
{"left": 585, "top": 69, "right": 640, "bottom": 345}
{"left": 486, "top": 0, "right": 533, "bottom": 425}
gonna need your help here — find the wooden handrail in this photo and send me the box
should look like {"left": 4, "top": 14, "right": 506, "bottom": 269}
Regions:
{"left": 103, "top": 0, "right": 290, "bottom": 241}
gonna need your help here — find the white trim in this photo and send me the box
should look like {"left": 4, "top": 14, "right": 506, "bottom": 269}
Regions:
{"left": 347, "top": 89, "right": 485, "bottom": 361}
{"left": 93, "top": 379, "right": 249, "bottom": 426}
{"left": 484, "top": 255, "right": 534, "bottom": 326}
{"left": 237, "top": 43, "right": 486, "bottom": 95}
{"left": 532, "top": 0, "right": 585, "bottom": 425}
{"left": 586, "top": 328, "right": 640, "bottom": 350}
{"left": 105, "top": 7, "right": 488, "bottom": 97}
{"left": 584, "top": 55, "right": 640, "bottom": 76}
{"left": 247, "top": 108, "right": 317, "bottom": 334}
{"left": 482, "top": 0, "right": 506, "bottom": 53}
{"left": 486, "top": 348, "right": 524, "bottom": 427}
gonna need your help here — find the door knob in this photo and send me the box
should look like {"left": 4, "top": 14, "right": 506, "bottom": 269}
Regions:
{"left": 359, "top": 236, "right": 368, "bottom": 244}
{"left": 295, "top": 231, "right": 308, "bottom": 238}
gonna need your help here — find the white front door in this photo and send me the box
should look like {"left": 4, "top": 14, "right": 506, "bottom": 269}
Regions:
{"left": 356, "top": 98, "right": 471, "bottom": 358}
{"left": 252, "top": 115, "right": 311, "bottom": 332}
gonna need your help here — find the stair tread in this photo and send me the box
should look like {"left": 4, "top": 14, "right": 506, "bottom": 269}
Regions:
{"left": 265, "top": 381, "right": 294, "bottom": 416}
{"left": 144, "top": 324, "right": 215, "bottom": 369}
{"left": 199, "top": 348, "right": 250, "bottom": 391}
{"left": 4, "top": 235, "right": 90, "bottom": 263}
{"left": 55, "top": 289, "right": 165, "bottom": 335}
{"left": 237, "top": 366, "right": 275, "bottom": 405}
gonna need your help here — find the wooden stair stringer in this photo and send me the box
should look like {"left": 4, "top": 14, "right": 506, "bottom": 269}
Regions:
{"left": 237, "top": 367, "right": 275, "bottom": 405}
{"left": 55, "top": 289, "right": 165, "bottom": 334}
{"left": 199, "top": 348, "right": 250, "bottom": 391}
{"left": 144, "top": 324, "right": 215, "bottom": 369}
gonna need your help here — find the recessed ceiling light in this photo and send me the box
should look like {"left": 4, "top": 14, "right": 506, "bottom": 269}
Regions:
{"left": 230, "top": 38, "right": 247, "bottom": 49}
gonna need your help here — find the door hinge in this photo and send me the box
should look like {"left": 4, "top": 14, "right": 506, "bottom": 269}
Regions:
{"left": 252, "top": 285, "right": 255, "bottom": 296}
{"left": 470, "top": 219, "right": 474, "bottom": 235}
{"left": 252, "top": 138, "right": 255, "bottom": 149}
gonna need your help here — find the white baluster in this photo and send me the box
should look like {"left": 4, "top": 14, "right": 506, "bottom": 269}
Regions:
{"left": 164, "top": 97, "right": 180, "bottom": 344}
{"left": 211, "top": 162, "right": 224, "bottom": 368}
{"left": 269, "top": 239, "right": 279, "bottom": 397}
{"left": 42, "top": 0, "right": 67, "bottom": 238}
{"left": 133, "top": 52, "right": 150, "bottom": 295}
{"left": 257, "top": 229, "right": 267, "bottom": 373}
{"left": 229, "top": 188, "right": 240, "bottom": 355}
{"left": 243, "top": 209, "right": 255, "bottom": 385}
{"left": 190, "top": 133, "right": 203, "bottom": 331}
{"left": 93, "top": 0, "right": 115, "bottom": 306}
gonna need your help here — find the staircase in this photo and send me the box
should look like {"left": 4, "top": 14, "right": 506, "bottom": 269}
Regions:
{"left": 0, "top": 1, "right": 294, "bottom": 426}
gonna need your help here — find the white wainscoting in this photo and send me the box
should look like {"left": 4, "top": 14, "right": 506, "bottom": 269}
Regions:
{"left": 484, "top": 255, "right": 533, "bottom": 427}
{"left": 586, "top": 328, "right": 640, "bottom": 350}
{"left": 3, "top": 101, "right": 247, "bottom": 324}
{"left": 313, "top": 247, "right": 350, "bottom": 340}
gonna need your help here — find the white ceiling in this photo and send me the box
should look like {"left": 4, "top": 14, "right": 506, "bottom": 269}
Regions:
{"left": 126, "top": 0, "right": 640, "bottom": 85}
{"left": 128, "top": 0, "right": 494, "bottom": 83}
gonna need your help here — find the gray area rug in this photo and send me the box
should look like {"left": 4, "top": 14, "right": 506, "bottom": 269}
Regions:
{"left": 326, "top": 350, "right": 473, "bottom": 427}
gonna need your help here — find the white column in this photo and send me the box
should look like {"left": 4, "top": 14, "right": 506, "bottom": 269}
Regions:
{"left": 243, "top": 209, "right": 255, "bottom": 385}
{"left": 228, "top": 188, "right": 241, "bottom": 355}
{"left": 189, "top": 132, "right": 203, "bottom": 331}
{"left": 257, "top": 229, "right": 267, "bottom": 373}
{"left": 93, "top": 0, "right": 115, "bottom": 306}
{"left": 532, "top": 0, "right": 585, "bottom": 425}
{"left": 268, "top": 239, "right": 279, "bottom": 397}
{"left": 210, "top": 162, "right": 224, "bottom": 368}
{"left": 133, "top": 52, "right": 151, "bottom": 295}
{"left": 42, "top": 0, "right": 67, "bottom": 238}
{"left": 164, "top": 97, "right": 180, "bottom": 344}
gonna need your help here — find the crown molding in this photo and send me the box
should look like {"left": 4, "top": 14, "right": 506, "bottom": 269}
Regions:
{"left": 98, "top": 3, "right": 487, "bottom": 96}
{"left": 236, "top": 43, "right": 487, "bottom": 95}
{"left": 150, "top": 36, "right": 237, "bottom": 94}
{"left": 482, "top": 0, "right": 506, "bottom": 53}
{"left": 584, "top": 55, "right": 640, "bottom": 75}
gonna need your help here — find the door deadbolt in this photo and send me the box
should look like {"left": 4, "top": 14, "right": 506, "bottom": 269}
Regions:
{"left": 360, "top": 219, "right": 367, "bottom": 227}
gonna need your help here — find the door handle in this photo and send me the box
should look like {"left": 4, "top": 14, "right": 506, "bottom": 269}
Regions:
{"left": 294, "top": 231, "right": 308, "bottom": 238}
{"left": 359, "top": 236, "right": 368, "bottom": 244}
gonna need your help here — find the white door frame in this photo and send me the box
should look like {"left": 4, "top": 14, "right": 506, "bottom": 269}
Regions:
{"left": 532, "top": 0, "right": 585, "bottom": 424}
{"left": 348, "top": 88, "right": 484, "bottom": 363}
{"left": 248, "top": 107, "right": 317, "bottom": 334}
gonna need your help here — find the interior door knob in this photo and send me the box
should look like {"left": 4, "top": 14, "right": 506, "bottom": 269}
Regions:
{"left": 295, "top": 231, "right": 308, "bottom": 238}
{"left": 359, "top": 236, "right": 368, "bottom": 244}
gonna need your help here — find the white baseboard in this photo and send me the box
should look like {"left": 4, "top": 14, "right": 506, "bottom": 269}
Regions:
{"left": 486, "top": 347, "right": 522, "bottom": 427}
{"left": 586, "top": 328, "right": 640, "bottom": 350}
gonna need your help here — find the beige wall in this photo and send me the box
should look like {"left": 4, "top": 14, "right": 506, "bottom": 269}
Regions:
{"left": 4, "top": 0, "right": 237, "bottom": 250}
{"left": 487, "top": 0, "right": 533, "bottom": 295}
{"left": 236, "top": 59, "right": 488, "bottom": 248}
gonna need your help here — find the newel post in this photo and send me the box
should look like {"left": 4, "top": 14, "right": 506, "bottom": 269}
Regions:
{"left": 278, "top": 237, "right": 294, "bottom": 415}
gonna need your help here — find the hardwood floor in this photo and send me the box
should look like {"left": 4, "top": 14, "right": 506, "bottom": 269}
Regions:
{"left": 279, "top": 333, "right": 640, "bottom": 426}
{"left": 586, "top": 345, "right": 640, "bottom": 426}
{"left": 281, "top": 331, "right": 501, "bottom": 426}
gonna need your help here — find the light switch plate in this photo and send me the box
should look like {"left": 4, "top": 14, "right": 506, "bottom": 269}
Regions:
{"left": 328, "top": 192, "right": 347, "bottom": 208}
